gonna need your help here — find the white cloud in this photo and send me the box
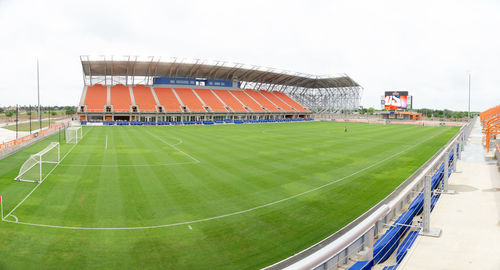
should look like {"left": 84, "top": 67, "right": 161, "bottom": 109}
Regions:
{"left": 0, "top": 0, "right": 498, "bottom": 111}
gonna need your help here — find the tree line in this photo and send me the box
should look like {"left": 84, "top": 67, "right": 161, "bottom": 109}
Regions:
{"left": 0, "top": 106, "right": 76, "bottom": 118}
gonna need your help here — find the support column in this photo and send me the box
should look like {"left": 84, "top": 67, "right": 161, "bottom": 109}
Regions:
{"left": 458, "top": 135, "right": 463, "bottom": 160}
{"left": 360, "top": 227, "right": 375, "bottom": 261}
{"left": 420, "top": 173, "right": 441, "bottom": 237}
{"left": 453, "top": 142, "right": 458, "bottom": 172}
{"left": 442, "top": 152, "right": 455, "bottom": 194}
{"left": 460, "top": 132, "right": 465, "bottom": 153}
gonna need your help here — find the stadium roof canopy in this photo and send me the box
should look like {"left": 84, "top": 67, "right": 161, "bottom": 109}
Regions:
{"left": 80, "top": 56, "right": 360, "bottom": 89}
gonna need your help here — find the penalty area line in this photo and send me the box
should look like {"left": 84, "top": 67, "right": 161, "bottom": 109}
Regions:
{"left": 0, "top": 129, "right": 443, "bottom": 231}
{"left": 144, "top": 130, "right": 200, "bottom": 164}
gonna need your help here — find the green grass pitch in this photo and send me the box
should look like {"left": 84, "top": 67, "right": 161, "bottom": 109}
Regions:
{"left": 0, "top": 122, "right": 458, "bottom": 269}
{"left": 2, "top": 120, "right": 53, "bottom": 132}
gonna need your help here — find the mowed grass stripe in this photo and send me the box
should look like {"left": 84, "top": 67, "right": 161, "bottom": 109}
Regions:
{"left": 0, "top": 122, "right": 459, "bottom": 269}
{"left": 10, "top": 123, "right": 449, "bottom": 225}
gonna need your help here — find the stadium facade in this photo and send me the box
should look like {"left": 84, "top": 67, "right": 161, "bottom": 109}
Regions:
{"left": 77, "top": 56, "right": 362, "bottom": 122}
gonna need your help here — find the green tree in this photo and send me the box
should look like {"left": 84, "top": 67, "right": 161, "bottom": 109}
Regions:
{"left": 368, "top": 107, "right": 375, "bottom": 115}
{"left": 51, "top": 111, "right": 57, "bottom": 116}
{"left": 5, "top": 110, "right": 14, "bottom": 118}
{"left": 65, "top": 107, "right": 76, "bottom": 115}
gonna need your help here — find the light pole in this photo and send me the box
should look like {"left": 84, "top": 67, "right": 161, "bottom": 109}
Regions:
{"left": 37, "top": 60, "right": 41, "bottom": 129}
{"left": 468, "top": 72, "right": 471, "bottom": 119}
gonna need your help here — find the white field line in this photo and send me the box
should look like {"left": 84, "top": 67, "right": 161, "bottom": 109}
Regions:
{"left": 60, "top": 161, "right": 197, "bottom": 168}
{"left": 3, "top": 128, "right": 92, "bottom": 220}
{"left": 172, "top": 137, "right": 183, "bottom": 146}
{"left": 0, "top": 128, "right": 445, "bottom": 230}
{"left": 60, "top": 137, "right": 188, "bottom": 167}
{"left": 144, "top": 130, "right": 200, "bottom": 164}
{"left": 105, "top": 135, "right": 108, "bottom": 150}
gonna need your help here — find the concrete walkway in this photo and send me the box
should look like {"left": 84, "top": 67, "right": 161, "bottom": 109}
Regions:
{"left": 400, "top": 119, "right": 500, "bottom": 270}
{"left": 0, "top": 128, "right": 30, "bottom": 143}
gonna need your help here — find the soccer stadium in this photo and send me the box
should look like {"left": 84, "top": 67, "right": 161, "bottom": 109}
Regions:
{"left": 2, "top": 54, "right": 497, "bottom": 270}
{"left": 1, "top": 2, "right": 500, "bottom": 269}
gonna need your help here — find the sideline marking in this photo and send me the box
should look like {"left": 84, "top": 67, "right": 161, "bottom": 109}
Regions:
{"left": 3, "top": 128, "right": 93, "bottom": 221}
{"left": 0, "top": 128, "right": 446, "bottom": 230}
{"left": 105, "top": 135, "right": 108, "bottom": 150}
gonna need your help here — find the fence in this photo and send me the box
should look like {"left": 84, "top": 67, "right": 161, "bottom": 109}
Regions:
{"left": 0, "top": 121, "right": 69, "bottom": 160}
{"left": 264, "top": 118, "right": 475, "bottom": 270}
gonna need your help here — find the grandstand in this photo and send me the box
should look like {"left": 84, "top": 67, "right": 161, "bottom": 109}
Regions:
{"left": 77, "top": 56, "right": 362, "bottom": 122}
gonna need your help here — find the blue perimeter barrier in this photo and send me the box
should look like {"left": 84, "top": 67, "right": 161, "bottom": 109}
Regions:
{"left": 82, "top": 118, "right": 314, "bottom": 126}
{"left": 350, "top": 150, "right": 456, "bottom": 270}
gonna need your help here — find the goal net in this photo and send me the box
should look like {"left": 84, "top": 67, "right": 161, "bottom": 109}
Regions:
{"left": 66, "top": 126, "right": 83, "bottom": 144}
{"left": 15, "top": 142, "right": 60, "bottom": 183}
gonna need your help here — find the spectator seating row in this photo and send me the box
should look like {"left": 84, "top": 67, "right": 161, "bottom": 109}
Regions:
{"left": 82, "top": 85, "right": 309, "bottom": 113}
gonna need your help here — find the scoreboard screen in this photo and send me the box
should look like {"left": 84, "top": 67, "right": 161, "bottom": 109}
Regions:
{"left": 383, "top": 91, "right": 409, "bottom": 110}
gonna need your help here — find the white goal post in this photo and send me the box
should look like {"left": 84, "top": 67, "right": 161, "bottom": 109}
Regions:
{"left": 15, "top": 142, "right": 60, "bottom": 183}
{"left": 66, "top": 126, "right": 83, "bottom": 144}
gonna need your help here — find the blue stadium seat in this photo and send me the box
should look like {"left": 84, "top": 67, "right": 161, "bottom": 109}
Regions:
{"left": 348, "top": 261, "right": 372, "bottom": 270}
{"left": 396, "top": 231, "right": 419, "bottom": 263}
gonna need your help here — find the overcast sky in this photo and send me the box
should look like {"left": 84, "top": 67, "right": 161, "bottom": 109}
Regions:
{"left": 0, "top": 0, "right": 498, "bottom": 111}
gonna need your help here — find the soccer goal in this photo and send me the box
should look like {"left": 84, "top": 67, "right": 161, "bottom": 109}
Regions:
{"left": 15, "top": 142, "right": 60, "bottom": 183}
{"left": 66, "top": 126, "right": 83, "bottom": 144}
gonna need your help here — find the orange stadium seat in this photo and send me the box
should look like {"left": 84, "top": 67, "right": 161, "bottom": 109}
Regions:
{"left": 272, "top": 91, "right": 308, "bottom": 112}
{"left": 175, "top": 88, "right": 206, "bottom": 112}
{"left": 480, "top": 105, "right": 500, "bottom": 152}
{"left": 110, "top": 84, "right": 132, "bottom": 112}
{"left": 194, "top": 89, "right": 227, "bottom": 112}
{"left": 84, "top": 84, "right": 107, "bottom": 111}
{"left": 245, "top": 89, "right": 281, "bottom": 112}
{"left": 212, "top": 89, "right": 247, "bottom": 112}
{"left": 153, "top": 87, "right": 183, "bottom": 112}
{"left": 132, "top": 85, "right": 157, "bottom": 112}
{"left": 260, "top": 90, "right": 295, "bottom": 112}
{"left": 230, "top": 90, "right": 265, "bottom": 112}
